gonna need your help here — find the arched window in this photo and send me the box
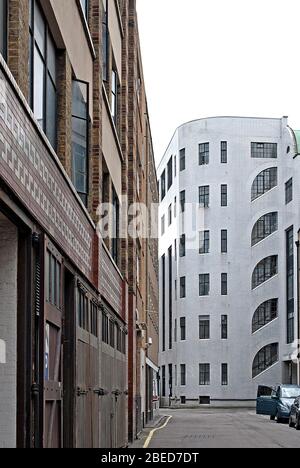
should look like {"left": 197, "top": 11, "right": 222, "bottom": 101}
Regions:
{"left": 251, "top": 213, "right": 278, "bottom": 246}
{"left": 252, "top": 299, "right": 278, "bottom": 333}
{"left": 251, "top": 168, "right": 277, "bottom": 201}
{"left": 252, "top": 344, "right": 279, "bottom": 378}
{"left": 252, "top": 256, "right": 278, "bottom": 290}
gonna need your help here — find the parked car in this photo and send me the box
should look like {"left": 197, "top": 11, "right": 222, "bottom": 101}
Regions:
{"left": 289, "top": 396, "right": 300, "bottom": 430}
{"left": 256, "top": 385, "right": 300, "bottom": 423}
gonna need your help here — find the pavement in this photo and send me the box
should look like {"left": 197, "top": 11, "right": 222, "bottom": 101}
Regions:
{"left": 130, "top": 408, "right": 300, "bottom": 449}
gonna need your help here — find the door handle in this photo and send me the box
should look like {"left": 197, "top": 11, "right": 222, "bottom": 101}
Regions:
{"left": 94, "top": 388, "right": 108, "bottom": 396}
{"left": 77, "top": 387, "right": 89, "bottom": 397}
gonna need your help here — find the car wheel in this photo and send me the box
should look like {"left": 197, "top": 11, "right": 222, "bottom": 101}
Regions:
{"left": 296, "top": 416, "right": 300, "bottom": 431}
{"left": 276, "top": 413, "right": 284, "bottom": 424}
{"left": 270, "top": 415, "right": 275, "bottom": 421}
{"left": 289, "top": 417, "right": 295, "bottom": 428}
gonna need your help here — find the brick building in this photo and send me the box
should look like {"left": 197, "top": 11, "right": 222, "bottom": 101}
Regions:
{"left": 0, "top": 0, "right": 158, "bottom": 448}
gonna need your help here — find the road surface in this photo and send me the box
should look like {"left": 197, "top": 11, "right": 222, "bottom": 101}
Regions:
{"left": 139, "top": 409, "right": 300, "bottom": 449}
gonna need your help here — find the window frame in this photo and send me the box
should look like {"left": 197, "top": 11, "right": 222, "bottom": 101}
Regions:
{"left": 252, "top": 344, "right": 279, "bottom": 378}
{"left": 180, "top": 317, "right": 186, "bottom": 341}
{"left": 251, "top": 142, "right": 277, "bottom": 159}
{"left": 199, "top": 363, "right": 210, "bottom": 386}
{"left": 221, "top": 230, "right": 228, "bottom": 254}
{"left": 180, "top": 277, "right": 186, "bottom": 299}
{"left": 251, "top": 167, "right": 278, "bottom": 201}
{"left": 199, "top": 186, "right": 210, "bottom": 208}
{"left": 199, "top": 274, "right": 210, "bottom": 297}
{"left": 221, "top": 273, "right": 228, "bottom": 296}
{"left": 221, "top": 185, "right": 228, "bottom": 207}
{"left": 199, "top": 316, "right": 210, "bottom": 340}
{"left": 221, "top": 141, "right": 227, "bottom": 164}
{"left": 199, "top": 143, "right": 210, "bottom": 166}
{"left": 221, "top": 315, "right": 228, "bottom": 340}
{"left": 180, "top": 148, "right": 186, "bottom": 172}
{"left": 285, "top": 178, "right": 293, "bottom": 205}
{"left": 252, "top": 256, "right": 278, "bottom": 290}
{"left": 199, "top": 230, "right": 210, "bottom": 255}
{"left": 252, "top": 299, "right": 278, "bottom": 334}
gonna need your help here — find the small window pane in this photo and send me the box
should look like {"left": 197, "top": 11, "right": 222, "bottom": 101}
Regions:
{"left": 34, "top": 1, "right": 46, "bottom": 57}
{"left": 33, "top": 47, "right": 45, "bottom": 129}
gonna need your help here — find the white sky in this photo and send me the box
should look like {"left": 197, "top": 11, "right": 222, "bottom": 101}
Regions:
{"left": 136, "top": 0, "right": 300, "bottom": 163}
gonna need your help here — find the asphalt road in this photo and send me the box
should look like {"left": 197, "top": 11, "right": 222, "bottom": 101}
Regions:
{"left": 145, "top": 409, "right": 300, "bottom": 449}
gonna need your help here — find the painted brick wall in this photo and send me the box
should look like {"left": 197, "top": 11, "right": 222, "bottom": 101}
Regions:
{"left": 0, "top": 215, "right": 18, "bottom": 448}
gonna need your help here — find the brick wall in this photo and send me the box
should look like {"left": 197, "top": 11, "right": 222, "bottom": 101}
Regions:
{"left": 0, "top": 214, "right": 18, "bottom": 448}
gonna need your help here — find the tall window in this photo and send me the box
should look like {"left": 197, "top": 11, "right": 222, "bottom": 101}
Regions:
{"left": 161, "top": 215, "right": 165, "bottom": 236}
{"left": 285, "top": 178, "right": 293, "bottom": 205}
{"left": 221, "top": 364, "right": 228, "bottom": 386}
{"left": 180, "top": 148, "right": 186, "bottom": 172}
{"left": 168, "top": 364, "right": 173, "bottom": 397}
{"left": 180, "top": 277, "right": 186, "bottom": 299}
{"left": 46, "top": 250, "right": 61, "bottom": 309}
{"left": 221, "top": 315, "right": 228, "bottom": 339}
{"left": 221, "top": 141, "right": 227, "bottom": 164}
{"left": 112, "top": 188, "right": 120, "bottom": 264}
{"left": 102, "top": 0, "right": 109, "bottom": 82}
{"left": 180, "top": 190, "right": 186, "bottom": 213}
{"left": 168, "top": 246, "right": 173, "bottom": 350}
{"left": 199, "top": 316, "right": 210, "bottom": 340}
{"left": 160, "top": 171, "right": 166, "bottom": 201}
{"left": 251, "top": 142, "right": 277, "bottom": 159}
{"left": 199, "top": 143, "right": 209, "bottom": 165}
{"left": 102, "top": 312, "right": 109, "bottom": 344}
{"left": 199, "top": 274, "right": 210, "bottom": 297}
{"left": 221, "top": 230, "right": 228, "bottom": 253}
{"left": 80, "top": 0, "right": 89, "bottom": 19}
{"left": 199, "top": 186, "right": 210, "bottom": 208}
{"left": 111, "top": 68, "right": 119, "bottom": 126}
{"left": 199, "top": 364, "right": 210, "bottom": 386}
{"left": 251, "top": 213, "right": 278, "bottom": 246}
{"left": 180, "top": 318, "right": 186, "bottom": 341}
{"left": 251, "top": 167, "right": 277, "bottom": 201}
{"left": 72, "top": 79, "right": 89, "bottom": 206}
{"left": 199, "top": 231, "right": 210, "bottom": 254}
{"left": 162, "top": 366, "right": 166, "bottom": 397}
{"left": 162, "top": 255, "right": 166, "bottom": 352}
{"left": 252, "top": 256, "right": 278, "bottom": 290}
{"left": 180, "top": 365, "right": 186, "bottom": 386}
{"left": 221, "top": 185, "right": 228, "bottom": 207}
{"left": 252, "top": 344, "right": 279, "bottom": 378}
{"left": 179, "top": 235, "right": 186, "bottom": 258}
{"left": 221, "top": 273, "right": 228, "bottom": 296}
{"left": 90, "top": 302, "right": 98, "bottom": 337}
{"left": 252, "top": 299, "right": 278, "bottom": 334}
{"left": 0, "top": 0, "right": 7, "bottom": 60}
{"left": 29, "top": 0, "right": 57, "bottom": 149}
{"left": 167, "top": 156, "right": 173, "bottom": 190}
{"left": 286, "top": 227, "right": 294, "bottom": 344}
{"left": 168, "top": 204, "right": 172, "bottom": 226}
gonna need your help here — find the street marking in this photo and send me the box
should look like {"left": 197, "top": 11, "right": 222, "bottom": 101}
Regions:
{"left": 143, "top": 416, "right": 173, "bottom": 449}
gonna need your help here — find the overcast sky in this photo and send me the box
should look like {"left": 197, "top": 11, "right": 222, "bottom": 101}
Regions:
{"left": 136, "top": 0, "right": 300, "bottom": 163}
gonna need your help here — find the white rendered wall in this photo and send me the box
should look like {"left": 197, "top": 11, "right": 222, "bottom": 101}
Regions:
{"left": 158, "top": 117, "right": 299, "bottom": 407}
{"left": 0, "top": 214, "right": 18, "bottom": 447}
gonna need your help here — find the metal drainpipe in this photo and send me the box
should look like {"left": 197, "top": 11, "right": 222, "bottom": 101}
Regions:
{"left": 296, "top": 239, "right": 300, "bottom": 386}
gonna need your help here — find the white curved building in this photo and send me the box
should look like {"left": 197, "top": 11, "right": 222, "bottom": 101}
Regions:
{"left": 158, "top": 117, "right": 300, "bottom": 407}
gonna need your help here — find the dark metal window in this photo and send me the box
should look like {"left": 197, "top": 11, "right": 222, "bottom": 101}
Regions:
{"left": 78, "top": 288, "right": 89, "bottom": 331}
{"left": 168, "top": 204, "right": 172, "bottom": 226}
{"left": 112, "top": 188, "right": 120, "bottom": 265}
{"left": 199, "top": 231, "right": 210, "bottom": 254}
{"left": 285, "top": 178, "right": 293, "bottom": 205}
{"left": 252, "top": 299, "right": 278, "bottom": 334}
{"left": 72, "top": 79, "right": 89, "bottom": 206}
{"left": 199, "top": 143, "right": 209, "bottom": 165}
{"left": 111, "top": 67, "right": 119, "bottom": 126}
{"left": 252, "top": 256, "right": 278, "bottom": 290}
{"left": 29, "top": 0, "right": 57, "bottom": 150}
{"left": 222, "top": 364, "right": 228, "bottom": 386}
{"left": 180, "top": 148, "right": 186, "bottom": 171}
{"left": 0, "top": 0, "right": 7, "bottom": 60}
{"left": 221, "top": 230, "right": 228, "bottom": 253}
{"left": 161, "top": 215, "right": 165, "bottom": 236}
{"left": 199, "top": 364, "right": 210, "bottom": 386}
{"left": 221, "top": 315, "right": 228, "bottom": 339}
{"left": 167, "top": 156, "right": 173, "bottom": 190}
{"left": 168, "top": 364, "right": 173, "bottom": 397}
{"left": 102, "top": 0, "right": 109, "bottom": 82}
{"left": 180, "top": 277, "right": 186, "bottom": 299}
{"left": 162, "top": 366, "right": 166, "bottom": 397}
{"left": 102, "top": 312, "right": 109, "bottom": 344}
{"left": 179, "top": 235, "right": 186, "bottom": 258}
{"left": 199, "top": 316, "right": 210, "bottom": 340}
{"left": 180, "top": 190, "right": 186, "bottom": 213}
{"left": 287, "top": 227, "right": 294, "bottom": 344}
{"left": 168, "top": 246, "right": 173, "bottom": 350}
{"left": 252, "top": 344, "right": 279, "bottom": 378}
{"left": 221, "top": 141, "right": 227, "bottom": 164}
{"left": 199, "top": 274, "right": 210, "bottom": 296}
{"left": 251, "top": 142, "right": 277, "bottom": 159}
{"left": 181, "top": 396, "right": 186, "bottom": 405}
{"left": 221, "top": 273, "right": 228, "bottom": 296}
{"left": 251, "top": 167, "right": 277, "bottom": 201}
{"left": 109, "top": 319, "right": 115, "bottom": 348}
{"left": 160, "top": 171, "right": 166, "bottom": 201}
{"left": 180, "top": 317, "right": 186, "bottom": 341}
{"left": 162, "top": 255, "right": 166, "bottom": 352}
{"left": 180, "top": 364, "right": 186, "bottom": 386}
{"left": 251, "top": 213, "right": 278, "bottom": 246}
{"left": 221, "top": 185, "right": 228, "bottom": 207}
{"left": 199, "top": 186, "right": 210, "bottom": 208}
{"left": 90, "top": 302, "right": 98, "bottom": 337}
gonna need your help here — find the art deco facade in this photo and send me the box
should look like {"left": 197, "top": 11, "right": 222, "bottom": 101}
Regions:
{"left": 0, "top": 0, "right": 158, "bottom": 448}
{"left": 159, "top": 117, "right": 300, "bottom": 407}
